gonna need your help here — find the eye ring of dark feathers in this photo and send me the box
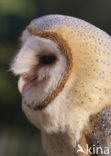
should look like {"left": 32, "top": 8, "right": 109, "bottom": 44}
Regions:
{"left": 39, "top": 54, "right": 57, "bottom": 65}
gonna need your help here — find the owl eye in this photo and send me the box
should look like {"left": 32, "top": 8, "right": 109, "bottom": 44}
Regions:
{"left": 39, "top": 54, "right": 57, "bottom": 65}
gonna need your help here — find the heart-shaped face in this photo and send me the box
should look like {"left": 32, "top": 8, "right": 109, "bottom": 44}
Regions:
{"left": 11, "top": 35, "right": 68, "bottom": 110}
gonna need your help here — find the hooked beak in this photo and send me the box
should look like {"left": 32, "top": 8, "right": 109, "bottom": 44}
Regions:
{"left": 18, "top": 73, "right": 37, "bottom": 94}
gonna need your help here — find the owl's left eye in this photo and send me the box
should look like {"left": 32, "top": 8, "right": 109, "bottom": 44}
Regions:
{"left": 39, "top": 54, "right": 57, "bottom": 65}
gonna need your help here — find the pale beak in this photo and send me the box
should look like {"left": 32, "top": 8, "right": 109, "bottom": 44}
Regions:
{"left": 18, "top": 74, "right": 37, "bottom": 94}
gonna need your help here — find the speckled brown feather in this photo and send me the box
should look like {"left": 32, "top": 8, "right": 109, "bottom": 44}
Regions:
{"left": 79, "top": 106, "right": 111, "bottom": 156}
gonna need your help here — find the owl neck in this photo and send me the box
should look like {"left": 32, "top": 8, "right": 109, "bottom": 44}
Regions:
{"left": 41, "top": 131, "right": 78, "bottom": 156}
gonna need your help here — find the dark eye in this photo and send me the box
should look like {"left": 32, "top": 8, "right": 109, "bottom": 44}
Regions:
{"left": 39, "top": 54, "right": 57, "bottom": 65}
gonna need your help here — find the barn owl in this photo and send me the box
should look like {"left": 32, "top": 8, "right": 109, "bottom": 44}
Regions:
{"left": 10, "top": 14, "right": 111, "bottom": 156}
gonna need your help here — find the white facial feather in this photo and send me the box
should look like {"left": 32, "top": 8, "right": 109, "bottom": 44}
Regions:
{"left": 11, "top": 35, "right": 67, "bottom": 106}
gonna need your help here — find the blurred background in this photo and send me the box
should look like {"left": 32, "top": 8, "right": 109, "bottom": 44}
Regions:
{"left": 0, "top": 0, "right": 111, "bottom": 155}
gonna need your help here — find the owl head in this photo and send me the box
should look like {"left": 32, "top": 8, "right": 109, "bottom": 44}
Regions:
{"left": 11, "top": 15, "right": 111, "bottom": 133}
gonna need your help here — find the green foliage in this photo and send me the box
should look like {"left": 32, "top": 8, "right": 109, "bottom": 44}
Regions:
{"left": 0, "top": 0, "right": 37, "bottom": 18}
{"left": 0, "top": 123, "right": 44, "bottom": 156}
